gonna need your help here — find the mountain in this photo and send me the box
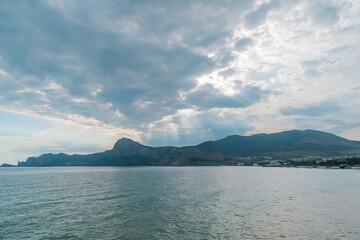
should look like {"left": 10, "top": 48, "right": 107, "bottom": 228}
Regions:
{"left": 16, "top": 130, "right": 360, "bottom": 167}
{"left": 196, "top": 130, "right": 360, "bottom": 157}
{"left": 0, "top": 163, "right": 15, "bottom": 167}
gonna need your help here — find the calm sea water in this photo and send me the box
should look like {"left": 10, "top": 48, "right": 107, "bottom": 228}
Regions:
{"left": 1, "top": 167, "right": 359, "bottom": 240}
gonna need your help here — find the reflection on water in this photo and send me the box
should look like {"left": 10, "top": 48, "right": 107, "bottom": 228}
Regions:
{"left": 0, "top": 167, "right": 359, "bottom": 239}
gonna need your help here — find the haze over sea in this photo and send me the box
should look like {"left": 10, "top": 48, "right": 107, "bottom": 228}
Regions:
{"left": 1, "top": 167, "right": 359, "bottom": 240}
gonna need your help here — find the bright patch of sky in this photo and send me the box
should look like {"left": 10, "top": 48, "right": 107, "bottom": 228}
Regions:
{"left": 0, "top": 0, "right": 359, "bottom": 164}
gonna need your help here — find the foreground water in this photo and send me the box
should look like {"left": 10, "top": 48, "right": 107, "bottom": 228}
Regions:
{"left": 0, "top": 167, "right": 359, "bottom": 239}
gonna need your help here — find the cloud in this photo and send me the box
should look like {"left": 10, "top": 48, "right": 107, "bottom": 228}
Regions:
{"left": 234, "top": 37, "right": 253, "bottom": 51}
{"left": 184, "top": 83, "right": 267, "bottom": 110}
{"left": 243, "top": 0, "right": 280, "bottom": 28}
{"left": 0, "top": 69, "right": 9, "bottom": 77}
{"left": 282, "top": 101, "right": 342, "bottom": 117}
{"left": 1, "top": 0, "right": 255, "bottom": 127}
{"left": 0, "top": 0, "right": 360, "bottom": 163}
{"left": 249, "top": 67, "right": 279, "bottom": 81}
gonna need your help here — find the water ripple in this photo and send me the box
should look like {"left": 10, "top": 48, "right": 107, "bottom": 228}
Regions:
{"left": 1, "top": 167, "right": 360, "bottom": 239}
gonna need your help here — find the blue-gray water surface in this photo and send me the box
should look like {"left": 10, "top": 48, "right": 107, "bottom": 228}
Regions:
{"left": 1, "top": 167, "right": 359, "bottom": 240}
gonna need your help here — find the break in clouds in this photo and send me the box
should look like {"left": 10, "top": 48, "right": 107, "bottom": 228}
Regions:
{"left": 0, "top": 0, "right": 359, "bottom": 163}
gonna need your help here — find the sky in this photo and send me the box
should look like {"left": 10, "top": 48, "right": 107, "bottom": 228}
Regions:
{"left": 0, "top": 0, "right": 360, "bottom": 164}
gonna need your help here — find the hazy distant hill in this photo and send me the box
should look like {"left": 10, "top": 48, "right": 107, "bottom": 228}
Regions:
{"left": 16, "top": 130, "right": 360, "bottom": 167}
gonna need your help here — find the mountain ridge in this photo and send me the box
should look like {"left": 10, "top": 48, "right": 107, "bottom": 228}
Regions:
{"left": 14, "top": 129, "right": 360, "bottom": 167}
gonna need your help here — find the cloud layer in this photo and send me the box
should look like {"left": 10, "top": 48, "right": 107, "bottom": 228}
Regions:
{"left": 0, "top": 0, "right": 359, "bottom": 163}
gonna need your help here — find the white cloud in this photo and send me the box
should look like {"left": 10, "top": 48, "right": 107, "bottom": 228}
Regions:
{"left": 0, "top": 69, "right": 9, "bottom": 77}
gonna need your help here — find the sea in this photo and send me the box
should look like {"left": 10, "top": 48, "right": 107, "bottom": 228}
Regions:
{"left": 1, "top": 166, "right": 359, "bottom": 240}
